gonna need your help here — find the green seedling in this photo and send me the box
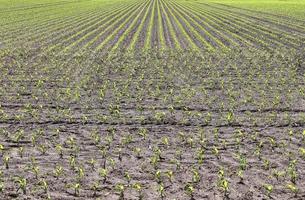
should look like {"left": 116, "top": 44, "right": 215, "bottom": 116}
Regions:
{"left": 18, "top": 147, "right": 24, "bottom": 158}
{"left": 99, "top": 168, "right": 108, "bottom": 183}
{"left": 286, "top": 183, "right": 298, "bottom": 196}
{"left": 212, "top": 146, "right": 220, "bottom": 159}
{"left": 299, "top": 147, "right": 305, "bottom": 159}
{"left": 55, "top": 144, "right": 63, "bottom": 158}
{"left": 15, "top": 177, "right": 27, "bottom": 194}
{"left": 237, "top": 169, "right": 244, "bottom": 184}
{"left": 184, "top": 183, "right": 195, "bottom": 199}
{"left": 192, "top": 168, "right": 200, "bottom": 184}
{"left": 133, "top": 147, "right": 142, "bottom": 159}
{"left": 54, "top": 165, "right": 64, "bottom": 179}
{"left": 161, "top": 136, "right": 170, "bottom": 148}
{"left": 166, "top": 170, "right": 174, "bottom": 183}
{"left": 39, "top": 179, "right": 48, "bottom": 193}
{"left": 3, "top": 155, "right": 10, "bottom": 169}
{"left": 133, "top": 183, "right": 143, "bottom": 200}
{"left": 0, "top": 182, "right": 4, "bottom": 193}
{"left": 263, "top": 184, "right": 273, "bottom": 198}
{"left": 155, "top": 170, "right": 162, "bottom": 183}
{"left": 124, "top": 171, "right": 131, "bottom": 185}
{"left": 115, "top": 183, "right": 125, "bottom": 200}
{"left": 157, "top": 183, "right": 165, "bottom": 199}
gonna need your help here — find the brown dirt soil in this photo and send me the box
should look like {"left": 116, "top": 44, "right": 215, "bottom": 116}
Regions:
{"left": 0, "top": 48, "right": 304, "bottom": 200}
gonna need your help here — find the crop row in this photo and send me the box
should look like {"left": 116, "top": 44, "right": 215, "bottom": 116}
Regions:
{"left": 1, "top": 0, "right": 305, "bottom": 53}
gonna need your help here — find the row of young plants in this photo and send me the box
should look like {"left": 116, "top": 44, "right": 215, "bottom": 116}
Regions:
{"left": 201, "top": 3, "right": 304, "bottom": 47}
{"left": 127, "top": 0, "right": 154, "bottom": 50}
{"left": 2, "top": 7, "right": 105, "bottom": 46}
{"left": 3, "top": 0, "right": 305, "bottom": 53}
{"left": 1, "top": 47, "right": 298, "bottom": 112}
{"left": 168, "top": 0, "right": 229, "bottom": 50}
{"left": 143, "top": 0, "right": 157, "bottom": 49}
{"left": 93, "top": 0, "right": 150, "bottom": 51}
{"left": 162, "top": 0, "right": 200, "bottom": 50}
{"left": 190, "top": 3, "right": 303, "bottom": 48}
{"left": 156, "top": 0, "right": 166, "bottom": 49}
{"left": 162, "top": 0, "right": 213, "bottom": 51}
{"left": 0, "top": 0, "right": 123, "bottom": 45}
{"left": 0, "top": 120, "right": 304, "bottom": 199}
{"left": 177, "top": 1, "right": 253, "bottom": 48}
{"left": 204, "top": 2, "right": 305, "bottom": 33}
{"left": 0, "top": 1, "right": 82, "bottom": 33}
{"left": 158, "top": 0, "right": 181, "bottom": 49}
{"left": 175, "top": 1, "right": 276, "bottom": 48}
{"left": 61, "top": 3, "right": 140, "bottom": 53}
{"left": 181, "top": 3, "right": 276, "bottom": 50}
{"left": 109, "top": 0, "right": 155, "bottom": 53}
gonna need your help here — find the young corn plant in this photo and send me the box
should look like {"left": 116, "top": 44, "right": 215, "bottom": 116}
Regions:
{"left": 192, "top": 168, "right": 200, "bottom": 184}
{"left": 53, "top": 165, "right": 64, "bottom": 179}
{"left": 226, "top": 110, "right": 235, "bottom": 125}
{"left": 0, "top": 181, "right": 4, "bottom": 193}
{"left": 286, "top": 183, "right": 298, "bottom": 197}
{"left": 150, "top": 155, "right": 160, "bottom": 170}
{"left": 272, "top": 169, "right": 285, "bottom": 181}
{"left": 212, "top": 146, "right": 220, "bottom": 159}
{"left": 186, "top": 136, "right": 195, "bottom": 148}
{"left": 66, "top": 182, "right": 81, "bottom": 197}
{"left": 165, "top": 170, "right": 174, "bottom": 184}
{"left": 15, "top": 177, "right": 27, "bottom": 194}
{"left": 0, "top": 144, "right": 4, "bottom": 155}
{"left": 30, "top": 165, "right": 40, "bottom": 179}
{"left": 133, "top": 147, "right": 142, "bottom": 159}
{"left": 299, "top": 147, "right": 305, "bottom": 159}
{"left": 115, "top": 183, "right": 125, "bottom": 200}
{"left": 14, "top": 129, "right": 24, "bottom": 144}
{"left": 238, "top": 154, "right": 247, "bottom": 170}
{"left": 124, "top": 171, "right": 131, "bottom": 185}
{"left": 38, "top": 143, "right": 48, "bottom": 155}
{"left": 184, "top": 183, "right": 195, "bottom": 200}
{"left": 90, "top": 181, "right": 99, "bottom": 197}
{"left": 161, "top": 136, "right": 170, "bottom": 148}
{"left": 268, "top": 137, "right": 277, "bottom": 150}
{"left": 154, "top": 111, "right": 166, "bottom": 124}
{"left": 88, "top": 158, "right": 97, "bottom": 170}
{"left": 175, "top": 149, "right": 183, "bottom": 161}
{"left": 132, "top": 183, "right": 143, "bottom": 200}
{"left": 99, "top": 168, "right": 108, "bottom": 183}
{"left": 196, "top": 149, "right": 205, "bottom": 166}
{"left": 217, "top": 168, "right": 229, "bottom": 198}
{"left": 155, "top": 170, "right": 162, "bottom": 183}
{"left": 69, "top": 155, "right": 76, "bottom": 170}
{"left": 263, "top": 158, "right": 270, "bottom": 170}
{"left": 76, "top": 166, "right": 85, "bottom": 182}
{"left": 221, "top": 139, "right": 227, "bottom": 150}
{"left": 263, "top": 184, "right": 273, "bottom": 198}
{"left": 38, "top": 179, "right": 48, "bottom": 194}
{"left": 3, "top": 154, "right": 10, "bottom": 169}
{"left": 178, "top": 132, "right": 186, "bottom": 144}
{"left": 138, "top": 128, "right": 148, "bottom": 140}
{"left": 55, "top": 144, "right": 64, "bottom": 158}
{"left": 18, "top": 147, "right": 24, "bottom": 158}
{"left": 287, "top": 160, "right": 298, "bottom": 184}
{"left": 157, "top": 183, "right": 165, "bottom": 200}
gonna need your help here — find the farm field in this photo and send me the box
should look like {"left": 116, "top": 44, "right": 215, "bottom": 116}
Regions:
{"left": 0, "top": 0, "right": 305, "bottom": 200}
